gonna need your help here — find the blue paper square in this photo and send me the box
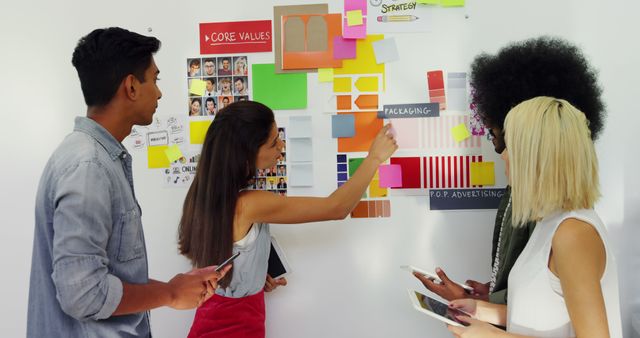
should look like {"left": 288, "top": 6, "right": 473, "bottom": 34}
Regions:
{"left": 332, "top": 114, "right": 355, "bottom": 138}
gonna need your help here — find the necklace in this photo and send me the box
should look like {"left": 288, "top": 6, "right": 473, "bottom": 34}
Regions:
{"left": 489, "top": 194, "right": 511, "bottom": 292}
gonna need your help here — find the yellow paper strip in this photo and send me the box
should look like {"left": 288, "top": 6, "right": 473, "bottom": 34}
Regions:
{"left": 190, "top": 120, "right": 212, "bottom": 144}
{"left": 354, "top": 76, "right": 379, "bottom": 91}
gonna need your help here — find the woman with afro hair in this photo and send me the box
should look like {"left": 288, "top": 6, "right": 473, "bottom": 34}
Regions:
{"left": 413, "top": 37, "right": 607, "bottom": 307}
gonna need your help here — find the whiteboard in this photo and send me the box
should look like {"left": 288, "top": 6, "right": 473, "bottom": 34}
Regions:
{"left": 1, "top": 1, "right": 639, "bottom": 337}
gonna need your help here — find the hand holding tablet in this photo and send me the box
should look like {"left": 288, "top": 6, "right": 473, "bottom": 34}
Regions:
{"left": 407, "top": 290, "right": 471, "bottom": 327}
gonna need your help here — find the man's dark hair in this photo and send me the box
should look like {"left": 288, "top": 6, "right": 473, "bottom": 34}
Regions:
{"left": 72, "top": 27, "right": 160, "bottom": 106}
{"left": 470, "top": 36, "right": 605, "bottom": 141}
{"left": 205, "top": 97, "right": 216, "bottom": 106}
{"left": 234, "top": 78, "right": 244, "bottom": 84}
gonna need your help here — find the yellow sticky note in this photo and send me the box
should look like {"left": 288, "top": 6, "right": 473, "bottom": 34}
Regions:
{"left": 189, "top": 79, "right": 207, "bottom": 96}
{"left": 354, "top": 76, "right": 379, "bottom": 91}
{"left": 451, "top": 123, "right": 471, "bottom": 143}
{"left": 441, "top": 0, "right": 464, "bottom": 6}
{"left": 318, "top": 68, "right": 334, "bottom": 82}
{"left": 190, "top": 120, "right": 212, "bottom": 144}
{"left": 369, "top": 180, "right": 388, "bottom": 197}
{"left": 470, "top": 162, "right": 495, "bottom": 186}
{"left": 148, "top": 145, "right": 170, "bottom": 169}
{"left": 164, "top": 144, "right": 183, "bottom": 163}
{"left": 346, "top": 10, "right": 363, "bottom": 26}
{"left": 333, "top": 77, "right": 352, "bottom": 92}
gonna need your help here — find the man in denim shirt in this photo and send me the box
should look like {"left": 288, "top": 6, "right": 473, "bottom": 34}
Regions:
{"left": 27, "top": 27, "right": 229, "bottom": 337}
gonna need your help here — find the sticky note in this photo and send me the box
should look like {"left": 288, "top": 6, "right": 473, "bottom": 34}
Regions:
{"left": 333, "top": 36, "right": 357, "bottom": 60}
{"left": 441, "top": 0, "right": 465, "bottom": 6}
{"left": 318, "top": 68, "right": 334, "bottom": 82}
{"left": 147, "top": 145, "right": 170, "bottom": 169}
{"left": 252, "top": 63, "right": 307, "bottom": 109}
{"left": 332, "top": 114, "right": 356, "bottom": 138}
{"left": 379, "top": 164, "right": 403, "bottom": 187}
{"left": 354, "top": 77, "right": 379, "bottom": 92}
{"left": 333, "top": 77, "right": 352, "bottom": 92}
{"left": 372, "top": 38, "right": 399, "bottom": 64}
{"left": 451, "top": 123, "right": 471, "bottom": 143}
{"left": 164, "top": 144, "right": 183, "bottom": 163}
{"left": 369, "top": 180, "right": 388, "bottom": 197}
{"left": 189, "top": 79, "right": 206, "bottom": 96}
{"left": 190, "top": 120, "right": 212, "bottom": 144}
{"left": 470, "top": 162, "right": 495, "bottom": 186}
{"left": 346, "top": 10, "right": 363, "bottom": 26}
{"left": 348, "top": 157, "right": 365, "bottom": 177}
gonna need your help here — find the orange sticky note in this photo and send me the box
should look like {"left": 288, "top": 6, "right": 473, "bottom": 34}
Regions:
{"left": 338, "top": 111, "right": 382, "bottom": 152}
{"left": 337, "top": 95, "right": 352, "bottom": 110}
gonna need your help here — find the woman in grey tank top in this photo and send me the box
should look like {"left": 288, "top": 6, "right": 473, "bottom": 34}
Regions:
{"left": 177, "top": 101, "right": 398, "bottom": 338}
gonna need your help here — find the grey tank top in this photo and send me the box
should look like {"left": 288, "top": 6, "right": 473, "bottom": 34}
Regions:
{"left": 215, "top": 223, "right": 270, "bottom": 298}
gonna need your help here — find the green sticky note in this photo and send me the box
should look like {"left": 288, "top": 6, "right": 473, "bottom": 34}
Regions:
{"left": 451, "top": 123, "right": 471, "bottom": 143}
{"left": 416, "top": 0, "right": 440, "bottom": 4}
{"left": 470, "top": 162, "right": 495, "bottom": 186}
{"left": 164, "top": 144, "right": 183, "bottom": 163}
{"left": 346, "top": 10, "right": 363, "bottom": 26}
{"left": 318, "top": 68, "right": 334, "bottom": 82}
{"left": 189, "top": 79, "right": 206, "bottom": 96}
{"left": 252, "top": 64, "right": 307, "bottom": 110}
{"left": 441, "top": 0, "right": 464, "bottom": 7}
{"left": 348, "top": 157, "right": 365, "bottom": 177}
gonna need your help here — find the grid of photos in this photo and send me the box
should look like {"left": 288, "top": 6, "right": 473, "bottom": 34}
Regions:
{"left": 187, "top": 55, "right": 250, "bottom": 117}
{"left": 251, "top": 127, "right": 287, "bottom": 195}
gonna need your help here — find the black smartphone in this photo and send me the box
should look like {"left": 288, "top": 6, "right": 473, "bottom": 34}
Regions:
{"left": 215, "top": 252, "right": 240, "bottom": 272}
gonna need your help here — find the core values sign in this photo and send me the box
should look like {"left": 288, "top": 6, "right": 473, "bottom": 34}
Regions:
{"left": 200, "top": 20, "right": 272, "bottom": 54}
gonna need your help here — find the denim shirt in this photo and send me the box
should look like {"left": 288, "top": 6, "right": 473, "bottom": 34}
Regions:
{"left": 27, "top": 117, "right": 151, "bottom": 338}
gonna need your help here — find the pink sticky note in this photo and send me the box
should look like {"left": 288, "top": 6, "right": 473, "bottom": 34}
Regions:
{"left": 343, "top": 18, "right": 367, "bottom": 39}
{"left": 333, "top": 36, "right": 357, "bottom": 59}
{"left": 345, "top": 0, "right": 367, "bottom": 14}
{"left": 379, "top": 164, "right": 403, "bottom": 188}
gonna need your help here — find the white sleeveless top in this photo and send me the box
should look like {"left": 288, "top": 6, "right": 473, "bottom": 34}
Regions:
{"left": 507, "top": 209, "right": 622, "bottom": 337}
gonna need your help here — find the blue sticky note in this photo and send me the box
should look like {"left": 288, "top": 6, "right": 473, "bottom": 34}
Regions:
{"left": 337, "top": 154, "right": 347, "bottom": 163}
{"left": 337, "top": 163, "right": 348, "bottom": 172}
{"left": 338, "top": 172, "right": 348, "bottom": 181}
{"left": 332, "top": 114, "right": 356, "bottom": 138}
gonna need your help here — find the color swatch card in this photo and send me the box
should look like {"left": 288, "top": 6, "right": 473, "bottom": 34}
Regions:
{"left": 252, "top": 63, "right": 307, "bottom": 110}
{"left": 372, "top": 38, "right": 399, "bottom": 64}
{"left": 423, "top": 155, "right": 484, "bottom": 189}
{"left": 427, "top": 70, "right": 446, "bottom": 110}
{"left": 281, "top": 14, "right": 343, "bottom": 70}
{"left": 447, "top": 72, "right": 468, "bottom": 112}
{"left": 332, "top": 74, "right": 384, "bottom": 112}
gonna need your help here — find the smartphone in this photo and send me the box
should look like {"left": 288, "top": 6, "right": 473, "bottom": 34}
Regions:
{"left": 215, "top": 252, "right": 240, "bottom": 272}
{"left": 401, "top": 265, "right": 474, "bottom": 292}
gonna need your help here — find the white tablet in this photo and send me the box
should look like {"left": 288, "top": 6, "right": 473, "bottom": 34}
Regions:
{"left": 401, "top": 265, "right": 473, "bottom": 291}
{"left": 407, "top": 289, "right": 470, "bottom": 327}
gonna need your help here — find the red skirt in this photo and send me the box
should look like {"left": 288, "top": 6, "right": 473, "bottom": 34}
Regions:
{"left": 187, "top": 290, "right": 266, "bottom": 338}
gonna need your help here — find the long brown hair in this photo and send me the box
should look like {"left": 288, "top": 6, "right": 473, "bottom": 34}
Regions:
{"left": 178, "top": 101, "right": 274, "bottom": 286}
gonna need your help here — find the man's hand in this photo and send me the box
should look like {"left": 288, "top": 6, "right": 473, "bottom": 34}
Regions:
{"left": 167, "top": 265, "right": 231, "bottom": 309}
{"left": 264, "top": 274, "right": 287, "bottom": 292}
{"left": 414, "top": 267, "right": 469, "bottom": 301}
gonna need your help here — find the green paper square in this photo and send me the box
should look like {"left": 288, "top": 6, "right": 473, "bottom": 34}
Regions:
{"left": 252, "top": 63, "right": 308, "bottom": 110}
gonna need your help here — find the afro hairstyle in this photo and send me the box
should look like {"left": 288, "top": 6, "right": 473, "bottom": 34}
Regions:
{"left": 469, "top": 36, "right": 605, "bottom": 140}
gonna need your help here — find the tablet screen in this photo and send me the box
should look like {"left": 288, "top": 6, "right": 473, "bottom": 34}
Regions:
{"left": 413, "top": 291, "right": 470, "bottom": 326}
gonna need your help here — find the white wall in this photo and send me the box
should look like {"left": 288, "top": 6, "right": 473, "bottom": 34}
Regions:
{"left": 1, "top": 0, "right": 638, "bottom": 337}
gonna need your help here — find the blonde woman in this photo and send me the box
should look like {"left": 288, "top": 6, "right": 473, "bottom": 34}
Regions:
{"left": 448, "top": 97, "right": 622, "bottom": 338}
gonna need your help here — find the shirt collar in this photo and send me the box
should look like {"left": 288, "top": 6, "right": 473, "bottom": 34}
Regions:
{"left": 73, "top": 116, "right": 128, "bottom": 161}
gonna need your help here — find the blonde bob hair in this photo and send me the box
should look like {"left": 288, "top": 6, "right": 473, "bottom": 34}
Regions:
{"left": 504, "top": 96, "right": 600, "bottom": 226}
